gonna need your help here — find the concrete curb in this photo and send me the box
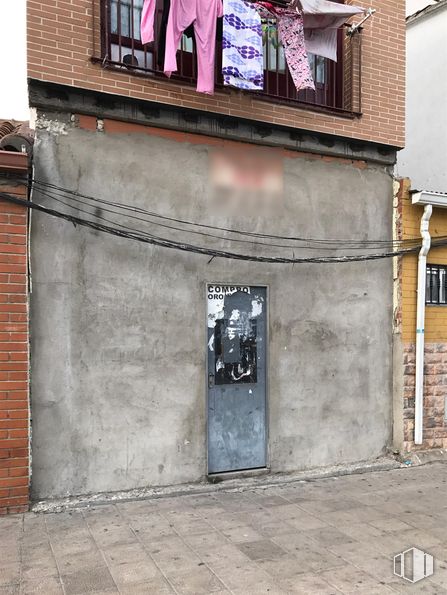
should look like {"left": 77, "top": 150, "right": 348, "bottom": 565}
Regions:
{"left": 32, "top": 456, "right": 402, "bottom": 514}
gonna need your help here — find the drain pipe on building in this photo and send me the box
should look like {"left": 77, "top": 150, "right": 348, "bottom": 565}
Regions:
{"left": 414, "top": 204, "right": 433, "bottom": 445}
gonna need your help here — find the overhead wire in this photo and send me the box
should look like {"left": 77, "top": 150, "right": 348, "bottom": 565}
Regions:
{"left": 1, "top": 190, "right": 443, "bottom": 265}
{"left": 32, "top": 179, "right": 427, "bottom": 249}
{"left": 33, "top": 182, "right": 418, "bottom": 253}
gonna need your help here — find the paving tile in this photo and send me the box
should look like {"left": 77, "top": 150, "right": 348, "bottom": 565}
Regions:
{"left": 301, "top": 526, "right": 356, "bottom": 547}
{"left": 283, "top": 513, "right": 329, "bottom": 531}
{"left": 368, "top": 517, "right": 415, "bottom": 533}
{"left": 61, "top": 567, "right": 116, "bottom": 595}
{"left": 19, "top": 577, "right": 63, "bottom": 594}
{"left": 0, "top": 565, "right": 20, "bottom": 588}
{"left": 237, "top": 539, "right": 286, "bottom": 561}
{"left": 117, "top": 577, "right": 174, "bottom": 594}
{"left": 0, "top": 546, "right": 20, "bottom": 565}
{"left": 389, "top": 578, "right": 447, "bottom": 593}
{"left": 166, "top": 566, "right": 225, "bottom": 594}
{"left": 279, "top": 572, "right": 340, "bottom": 594}
{"left": 168, "top": 519, "right": 214, "bottom": 536}
{"left": 101, "top": 542, "right": 151, "bottom": 566}
{"left": 212, "top": 561, "right": 277, "bottom": 591}
{"left": 220, "top": 525, "right": 264, "bottom": 544}
{"left": 183, "top": 531, "right": 226, "bottom": 551}
{"left": 0, "top": 586, "right": 19, "bottom": 595}
{"left": 336, "top": 521, "right": 387, "bottom": 542}
{"left": 197, "top": 543, "right": 252, "bottom": 569}
{"left": 108, "top": 560, "right": 160, "bottom": 585}
{"left": 53, "top": 548, "right": 107, "bottom": 574}
{"left": 148, "top": 540, "right": 202, "bottom": 573}
{"left": 296, "top": 498, "right": 362, "bottom": 515}
{"left": 249, "top": 494, "right": 289, "bottom": 508}
{"left": 320, "top": 563, "right": 384, "bottom": 593}
{"left": 256, "top": 553, "right": 311, "bottom": 579}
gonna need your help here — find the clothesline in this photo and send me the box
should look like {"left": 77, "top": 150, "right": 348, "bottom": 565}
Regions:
{"left": 140, "top": 0, "right": 372, "bottom": 95}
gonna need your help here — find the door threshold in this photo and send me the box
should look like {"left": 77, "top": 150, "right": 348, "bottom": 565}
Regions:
{"left": 207, "top": 467, "right": 269, "bottom": 482}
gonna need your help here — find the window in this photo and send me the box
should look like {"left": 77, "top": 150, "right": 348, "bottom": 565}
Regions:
{"left": 102, "top": 0, "right": 361, "bottom": 113}
{"left": 426, "top": 265, "right": 447, "bottom": 305}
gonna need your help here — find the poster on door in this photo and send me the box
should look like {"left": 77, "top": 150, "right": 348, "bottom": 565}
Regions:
{"left": 207, "top": 285, "right": 264, "bottom": 385}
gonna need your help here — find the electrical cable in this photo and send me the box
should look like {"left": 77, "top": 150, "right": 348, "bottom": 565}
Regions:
{"left": 34, "top": 184, "right": 414, "bottom": 254}
{"left": 2, "top": 190, "right": 443, "bottom": 265}
{"left": 32, "top": 179, "right": 426, "bottom": 249}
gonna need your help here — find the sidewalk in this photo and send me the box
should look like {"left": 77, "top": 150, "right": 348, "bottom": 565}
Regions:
{"left": 1, "top": 463, "right": 447, "bottom": 594}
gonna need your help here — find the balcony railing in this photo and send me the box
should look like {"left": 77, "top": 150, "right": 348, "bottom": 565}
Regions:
{"left": 93, "top": 0, "right": 362, "bottom": 115}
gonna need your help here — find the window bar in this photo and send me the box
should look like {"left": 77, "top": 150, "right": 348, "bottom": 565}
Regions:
{"left": 191, "top": 36, "right": 196, "bottom": 80}
{"left": 130, "top": 0, "right": 135, "bottom": 66}
{"left": 433, "top": 267, "right": 439, "bottom": 304}
{"left": 117, "top": 0, "right": 122, "bottom": 62}
{"left": 179, "top": 34, "right": 184, "bottom": 77}
{"left": 426, "top": 267, "right": 431, "bottom": 304}
{"left": 440, "top": 267, "right": 446, "bottom": 304}
{"left": 358, "top": 32, "right": 362, "bottom": 112}
{"left": 264, "top": 25, "right": 270, "bottom": 96}
{"left": 275, "top": 36, "right": 280, "bottom": 97}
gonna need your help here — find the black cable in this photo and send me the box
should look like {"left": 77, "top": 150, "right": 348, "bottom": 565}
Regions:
{"left": 1, "top": 190, "right": 438, "bottom": 265}
{"left": 35, "top": 185, "right": 409, "bottom": 254}
{"left": 32, "top": 179, "right": 425, "bottom": 248}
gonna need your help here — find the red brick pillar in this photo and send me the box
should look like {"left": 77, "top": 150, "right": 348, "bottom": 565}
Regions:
{"left": 0, "top": 152, "right": 30, "bottom": 514}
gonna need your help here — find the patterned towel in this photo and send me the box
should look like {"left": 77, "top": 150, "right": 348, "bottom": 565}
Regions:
{"left": 222, "top": 0, "right": 264, "bottom": 91}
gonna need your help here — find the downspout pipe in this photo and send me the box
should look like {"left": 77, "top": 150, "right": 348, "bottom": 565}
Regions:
{"left": 415, "top": 204, "right": 433, "bottom": 445}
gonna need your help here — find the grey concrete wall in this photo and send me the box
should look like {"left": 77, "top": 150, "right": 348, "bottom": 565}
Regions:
{"left": 30, "top": 114, "right": 394, "bottom": 499}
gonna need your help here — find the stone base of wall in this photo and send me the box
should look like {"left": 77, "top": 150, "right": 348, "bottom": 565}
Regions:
{"left": 403, "top": 343, "right": 447, "bottom": 451}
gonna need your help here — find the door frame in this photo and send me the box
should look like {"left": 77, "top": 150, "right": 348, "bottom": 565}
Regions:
{"left": 205, "top": 282, "right": 270, "bottom": 476}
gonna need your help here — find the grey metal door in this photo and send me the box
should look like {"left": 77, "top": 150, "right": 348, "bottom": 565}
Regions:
{"left": 207, "top": 285, "right": 267, "bottom": 474}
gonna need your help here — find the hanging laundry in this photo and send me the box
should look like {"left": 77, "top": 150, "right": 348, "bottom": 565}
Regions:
{"left": 276, "top": 9, "right": 315, "bottom": 92}
{"left": 164, "top": 0, "right": 223, "bottom": 94}
{"left": 141, "top": 0, "right": 156, "bottom": 45}
{"left": 301, "top": 0, "right": 364, "bottom": 61}
{"left": 222, "top": 0, "right": 264, "bottom": 91}
{"left": 157, "top": 0, "right": 195, "bottom": 69}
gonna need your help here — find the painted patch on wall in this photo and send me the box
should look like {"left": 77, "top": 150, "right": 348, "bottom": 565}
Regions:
{"left": 209, "top": 147, "right": 284, "bottom": 214}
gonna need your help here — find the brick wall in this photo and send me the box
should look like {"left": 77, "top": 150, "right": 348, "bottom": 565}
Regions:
{"left": 398, "top": 179, "right": 447, "bottom": 451}
{"left": 0, "top": 155, "right": 30, "bottom": 515}
{"left": 27, "top": 0, "right": 405, "bottom": 147}
{"left": 403, "top": 344, "right": 447, "bottom": 451}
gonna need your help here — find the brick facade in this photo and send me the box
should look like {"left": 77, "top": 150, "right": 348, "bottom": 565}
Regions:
{"left": 0, "top": 155, "right": 30, "bottom": 515}
{"left": 27, "top": 0, "right": 405, "bottom": 147}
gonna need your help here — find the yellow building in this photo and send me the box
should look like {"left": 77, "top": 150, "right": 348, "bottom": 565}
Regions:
{"left": 395, "top": 180, "right": 447, "bottom": 452}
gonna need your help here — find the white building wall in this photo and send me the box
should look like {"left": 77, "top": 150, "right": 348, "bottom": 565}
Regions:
{"left": 396, "top": 4, "right": 447, "bottom": 193}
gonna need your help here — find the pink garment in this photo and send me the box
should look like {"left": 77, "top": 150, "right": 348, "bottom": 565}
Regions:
{"left": 164, "top": 0, "right": 223, "bottom": 94}
{"left": 276, "top": 10, "right": 315, "bottom": 93}
{"left": 141, "top": 0, "right": 156, "bottom": 45}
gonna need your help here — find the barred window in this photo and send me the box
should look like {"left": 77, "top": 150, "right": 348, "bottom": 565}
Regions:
{"left": 426, "top": 265, "right": 447, "bottom": 305}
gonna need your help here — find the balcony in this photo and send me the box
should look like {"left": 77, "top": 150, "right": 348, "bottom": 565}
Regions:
{"left": 93, "top": 0, "right": 362, "bottom": 116}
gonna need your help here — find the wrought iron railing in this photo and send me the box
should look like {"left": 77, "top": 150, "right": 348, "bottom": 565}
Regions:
{"left": 92, "top": 0, "right": 362, "bottom": 115}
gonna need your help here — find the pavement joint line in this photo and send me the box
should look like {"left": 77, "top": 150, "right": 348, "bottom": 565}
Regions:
{"left": 81, "top": 506, "right": 121, "bottom": 595}
{"left": 113, "top": 498, "right": 181, "bottom": 595}
{"left": 155, "top": 503, "right": 236, "bottom": 594}
{"left": 44, "top": 511, "right": 67, "bottom": 595}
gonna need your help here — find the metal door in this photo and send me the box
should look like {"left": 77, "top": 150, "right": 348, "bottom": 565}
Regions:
{"left": 207, "top": 285, "right": 267, "bottom": 474}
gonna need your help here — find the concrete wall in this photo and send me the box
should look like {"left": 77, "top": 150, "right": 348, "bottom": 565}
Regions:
{"left": 396, "top": 3, "right": 447, "bottom": 193}
{"left": 30, "top": 113, "right": 394, "bottom": 499}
